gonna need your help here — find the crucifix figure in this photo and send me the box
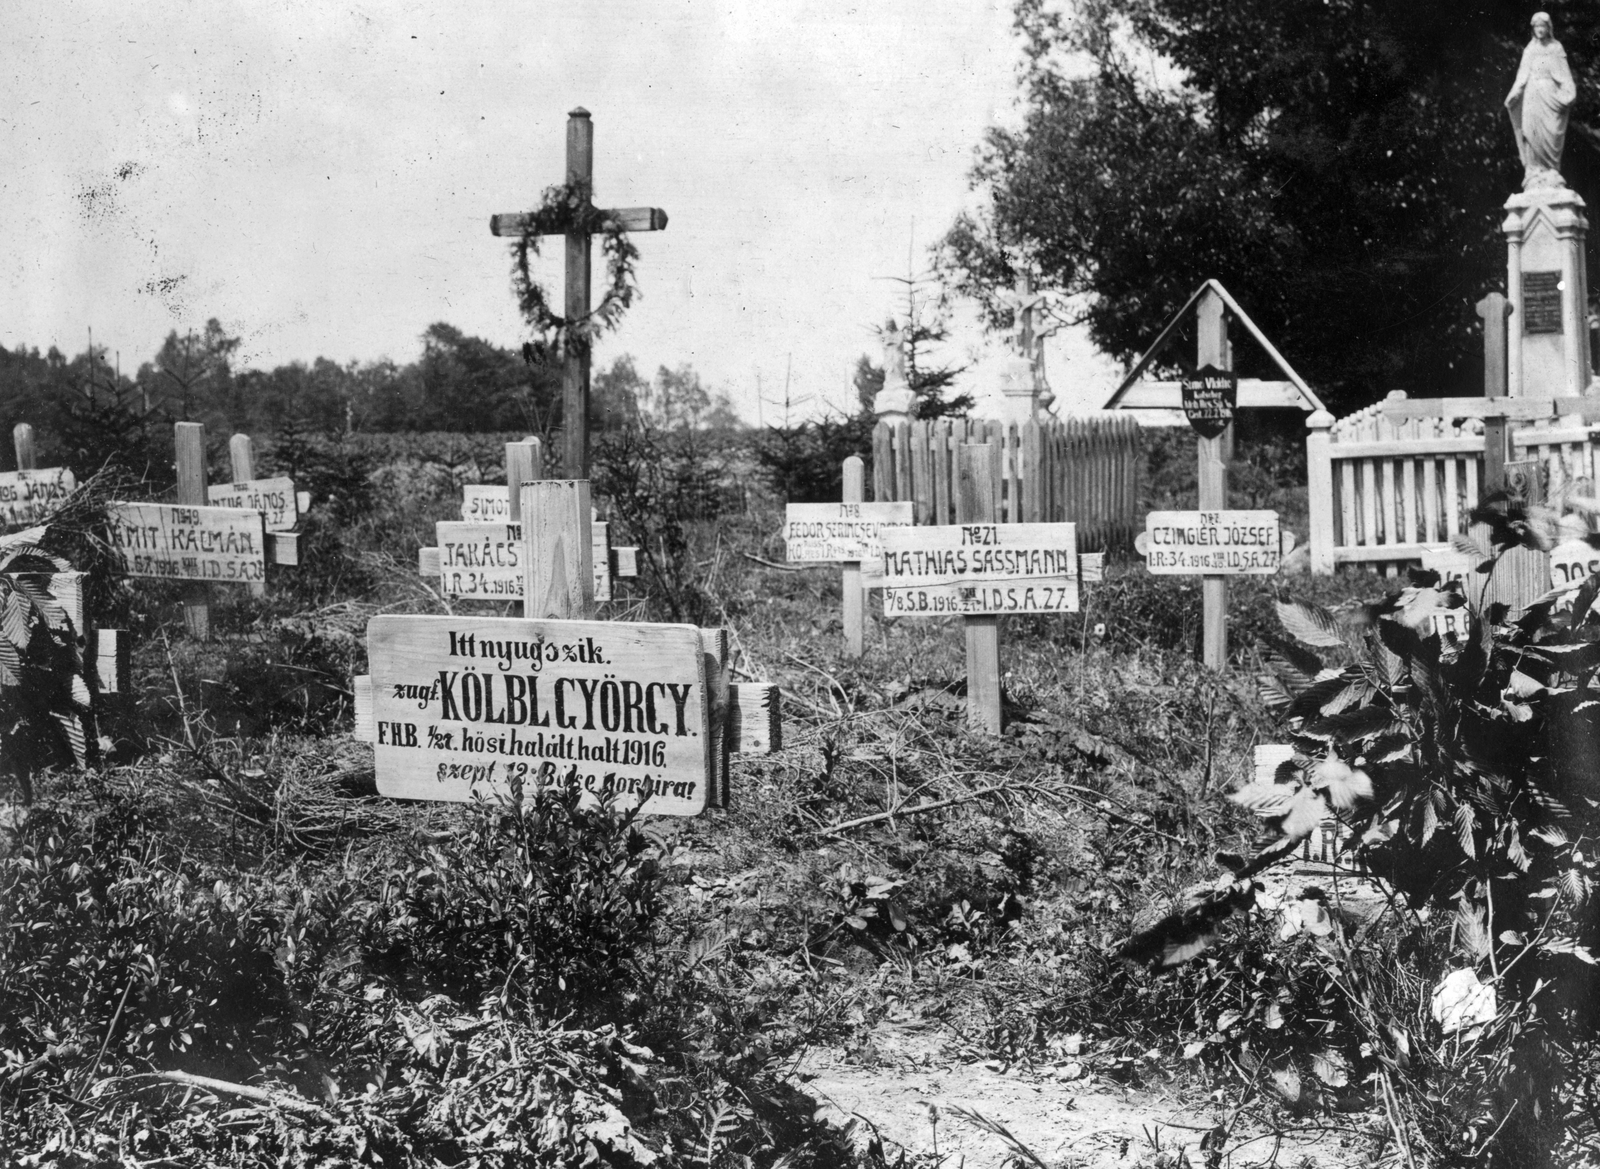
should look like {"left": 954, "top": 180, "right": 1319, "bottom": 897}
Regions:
{"left": 490, "top": 108, "right": 668, "bottom": 479}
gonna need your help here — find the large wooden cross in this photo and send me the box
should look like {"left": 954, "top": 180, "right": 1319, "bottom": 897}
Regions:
{"left": 490, "top": 108, "right": 668, "bottom": 479}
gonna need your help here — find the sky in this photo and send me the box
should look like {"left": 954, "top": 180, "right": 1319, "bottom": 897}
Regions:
{"left": 0, "top": 0, "right": 1124, "bottom": 423}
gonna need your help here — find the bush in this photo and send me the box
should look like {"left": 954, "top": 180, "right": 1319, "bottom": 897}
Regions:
{"left": 752, "top": 413, "right": 875, "bottom": 503}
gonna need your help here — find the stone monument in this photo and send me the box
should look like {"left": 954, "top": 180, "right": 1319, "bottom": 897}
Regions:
{"left": 993, "top": 274, "right": 1059, "bottom": 425}
{"left": 1501, "top": 11, "right": 1594, "bottom": 397}
{"left": 872, "top": 319, "right": 917, "bottom": 422}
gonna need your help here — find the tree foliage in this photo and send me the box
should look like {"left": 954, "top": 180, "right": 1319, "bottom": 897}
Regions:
{"left": 941, "top": 0, "right": 1600, "bottom": 413}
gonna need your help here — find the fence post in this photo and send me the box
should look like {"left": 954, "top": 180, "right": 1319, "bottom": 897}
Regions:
{"left": 1306, "top": 409, "right": 1336, "bottom": 574}
{"left": 174, "top": 422, "right": 210, "bottom": 640}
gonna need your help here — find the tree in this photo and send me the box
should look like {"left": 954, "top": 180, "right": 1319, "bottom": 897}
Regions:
{"left": 939, "top": 0, "right": 1600, "bottom": 415}
{"left": 416, "top": 323, "right": 558, "bottom": 434}
{"left": 876, "top": 269, "right": 974, "bottom": 420}
{"left": 150, "top": 319, "right": 241, "bottom": 426}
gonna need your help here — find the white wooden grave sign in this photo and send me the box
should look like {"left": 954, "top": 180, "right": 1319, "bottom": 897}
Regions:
{"left": 879, "top": 522, "right": 1082, "bottom": 616}
{"left": 1550, "top": 538, "right": 1599, "bottom": 609}
{"left": 365, "top": 615, "right": 710, "bottom": 815}
{"left": 207, "top": 477, "right": 298, "bottom": 532}
{"left": 107, "top": 502, "right": 266, "bottom": 583}
{"left": 422, "top": 520, "right": 635, "bottom": 602}
{"left": 0, "top": 468, "right": 75, "bottom": 528}
{"left": 461, "top": 484, "right": 513, "bottom": 523}
{"left": 1136, "top": 510, "right": 1287, "bottom": 575}
{"left": 783, "top": 501, "right": 912, "bottom": 570}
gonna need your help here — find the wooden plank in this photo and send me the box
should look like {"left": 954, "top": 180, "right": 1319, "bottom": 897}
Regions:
{"left": 419, "top": 547, "right": 442, "bottom": 576}
{"left": 613, "top": 547, "right": 638, "bottom": 576}
{"left": 895, "top": 421, "right": 914, "bottom": 504}
{"left": 462, "top": 484, "right": 513, "bottom": 522}
{"left": 872, "top": 422, "right": 893, "bottom": 503}
{"left": 881, "top": 519, "right": 1079, "bottom": 615}
{"left": 1334, "top": 541, "right": 1476, "bottom": 564}
{"left": 0, "top": 467, "right": 75, "bottom": 528}
{"left": 1443, "top": 454, "right": 1461, "bottom": 537}
{"left": 352, "top": 674, "right": 374, "bottom": 742}
{"left": 729, "top": 682, "right": 782, "bottom": 754}
{"left": 1422, "top": 450, "right": 1440, "bottom": 545}
{"left": 1463, "top": 456, "right": 1479, "bottom": 523}
{"left": 956, "top": 444, "right": 1004, "bottom": 734}
{"left": 1139, "top": 511, "right": 1282, "bottom": 574}
{"left": 841, "top": 458, "right": 867, "bottom": 657}
{"left": 489, "top": 206, "right": 669, "bottom": 236}
{"left": 13, "top": 423, "right": 36, "bottom": 471}
{"left": 1021, "top": 420, "right": 1042, "bottom": 523}
{"left": 910, "top": 421, "right": 932, "bottom": 525}
{"left": 297, "top": 490, "right": 312, "bottom": 514}
{"left": 521, "top": 481, "right": 594, "bottom": 620}
{"left": 505, "top": 438, "right": 542, "bottom": 523}
{"left": 174, "top": 422, "right": 211, "bottom": 639}
{"left": 1338, "top": 460, "right": 1358, "bottom": 551}
{"left": 265, "top": 532, "right": 299, "bottom": 567}
{"left": 107, "top": 501, "right": 266, "bottom": 585}
{"left": 1196, "top": 289, "right": 1229, "bottom": 670}
{"left": 593, "top": 522, "right": 612, "bottom": 603}
{"left": 1380, "top": 456, "right": 1398, "bottom": 552}
{"left": 1328, "top": 436, "right": 1484, "bottom": 459}
{"left": 1384, "top": 397, "right": 1558, "bottom": 421}
{"left": 209, "top": 476, "right": 298, "bottom": 532}
{"left": 364, "top": 615, "right": 710, "bottom": 815}
{"left": 700, "top": 627, "right": 731, "bottom": 809}
{"left": 436, "top": 522, "right": 523, "bottom": 600}
{"left": 94, "top": 628, "right": 129, "bottom": 696}
{"left": 1360, "top": 457, "right": 1378, "bottom": 550}
{"left": 1112, "top": 379, "right": 1307, "bottom": 409}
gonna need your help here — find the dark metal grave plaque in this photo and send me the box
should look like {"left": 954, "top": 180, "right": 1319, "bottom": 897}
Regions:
{"left": 1522, "top": 270, "right": 1563, "bottom": 335}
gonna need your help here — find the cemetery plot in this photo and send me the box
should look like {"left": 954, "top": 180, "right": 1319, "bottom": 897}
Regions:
{"left": 365, "top": 615, "right": 709, "bottom": 816}
{"left": 1138, "top": 511, "right": 1285, "bottom": 574}
{"left": 107, "top": 502, "right": 266, "bottom": 582}
{"left": 880, "top": 523, "right": 1081, "bottom": 615}
{"left": 783, "top": 501, "right": 912, "bottom": 567}
{"left": 207, "top": 476, "right": 298, "bottom": 531}
{"left": 0, "top": 467, "right": 75, "bottom": 528}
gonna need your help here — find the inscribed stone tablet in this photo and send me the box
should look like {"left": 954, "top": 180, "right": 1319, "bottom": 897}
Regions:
{"left": 107, "top": 502, "right": 266, "bottom": 582}
{"left": 437, "top": 522, "right": 524, "bottom": 600}
{"left": 1143, "top": 511, "right": 1280, "bottom": 575}
{"left": 1522, "top": 271, "right": 1562, "bottom": 335}
{"left": 207, "top": 477, "right": 297, "bottom": 531}
{"left": 783, "top": 502, "right": 913, "bottom": 564}
{"left": 0, "top": 467, "right": 75, "bottom": 528}
{"left": 366, "top": 616, "right": 710, "bottom": 815}
{"left": 879, "top": 522, "right": 1079, "bottom": 615}
{"left": 461, "top": 485, "right": 511, "bottom": 522}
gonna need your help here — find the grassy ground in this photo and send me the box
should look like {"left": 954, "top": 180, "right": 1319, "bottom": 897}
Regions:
{"left": 2, "top": 434, "right": 1420, "bottom": 1167}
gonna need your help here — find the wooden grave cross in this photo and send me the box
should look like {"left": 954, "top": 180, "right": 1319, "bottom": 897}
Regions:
{"left": 1104, "top": 280, "right": 1325, "bottom": 670}
{"left": 360, "top": 476, "right": 779, "bottom": 813}
{"left": 876, "top": 443, "right": 1102, "bottom": 734}
{"left": 781, "top": 455, "right": 913, "bottom": 656}
{"left": 489, "top": 108, "right": 668, "bottom": 481}
{"left": 417, "top": 438, "right": 639, "bottom": 608}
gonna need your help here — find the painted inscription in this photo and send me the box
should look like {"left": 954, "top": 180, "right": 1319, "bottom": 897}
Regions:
{"left": 1522, "top": 270, "right": 1563, "bottom": 335}
{"left": 783, "top": 502, "right": 914, "bottom": 565}
{"left": 208, "top": 476, "right": 298, "bottom": 531}
{"left": 107, "top": 502, "right": 266, "bottom": 582}
{"left": 879, "top": 522, "right": 1079, "bottom": 615}
{"left": 461, "top": 485, "right": 511, "bottom": 522}
{"left": 437, "top": 521, "right": 523, "bottom": 599}
{"left": 0, "top": 467, "right": 75, "bottom": 529}
{"left": 1142, "top": 511, "right": 1281, "bottom": 575}
{"left": 366, "top": 616, "right": 709, "bottom": 814}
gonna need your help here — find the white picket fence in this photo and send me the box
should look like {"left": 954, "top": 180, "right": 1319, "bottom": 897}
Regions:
{"left": 1305, "top": 392, "right": 1600, "bottom": 574}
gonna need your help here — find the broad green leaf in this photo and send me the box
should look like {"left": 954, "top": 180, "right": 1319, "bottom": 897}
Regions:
{"left": 1276, "top": 599, "right": 1344, "bottom": 648}
{"left": 1455, "top": 803, "right": 1477, "bottom": 860}
{"left": 1311, "top": 757, "right": 1373, "bottom": 809}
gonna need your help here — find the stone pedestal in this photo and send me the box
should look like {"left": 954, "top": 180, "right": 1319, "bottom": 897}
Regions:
{"left": 1503, "top": 187, "right": 1593, "bottom": 397}
{"left": 872, "top": 379, "right": 916, "bottom": 424}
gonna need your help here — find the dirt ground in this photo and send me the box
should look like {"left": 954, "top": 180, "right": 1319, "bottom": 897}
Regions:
{"left": 793, "top": 1021, "right": 1384, "bottom": 1169}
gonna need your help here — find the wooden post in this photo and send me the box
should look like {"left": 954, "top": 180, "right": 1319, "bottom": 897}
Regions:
{"left": 1478, "top": 292, "right": 1513, "bottom": 494}
{"left": 1197, "top": 288, "right": 1230, "bottom": 670}
{"left": 174, "top": 422, "right": 210, "bottom": 639}
{"left": 842, "top": 455, "right": 865, "bottom": 657}
{"left": 520, "top": 480, "right": 595, "bottom": 620}
{"left": 13, "top": 424, "right": 36, "bottom": 471}
{"left": 564, "top": 109, "right": 595, "bottom": 480}
{"left": 1305, "top": 410, "right": 1336, "bottom": 573}
{"left": 505, "top": 438, "right": 542, "bottom": 522}
{"left": 227, "top": 433, "right": 266, "bottom": 599}
{"left": 957, "top": 444, "right": 1002, "bottom": 733}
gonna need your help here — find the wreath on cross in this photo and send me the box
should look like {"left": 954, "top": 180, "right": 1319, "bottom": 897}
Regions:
{"left": 509, "top": 179, "right": 640, "bottom": 367}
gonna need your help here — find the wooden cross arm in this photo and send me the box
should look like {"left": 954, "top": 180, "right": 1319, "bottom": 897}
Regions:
{"left": 489, "top": 207, "right": 668, "bottom": 237}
